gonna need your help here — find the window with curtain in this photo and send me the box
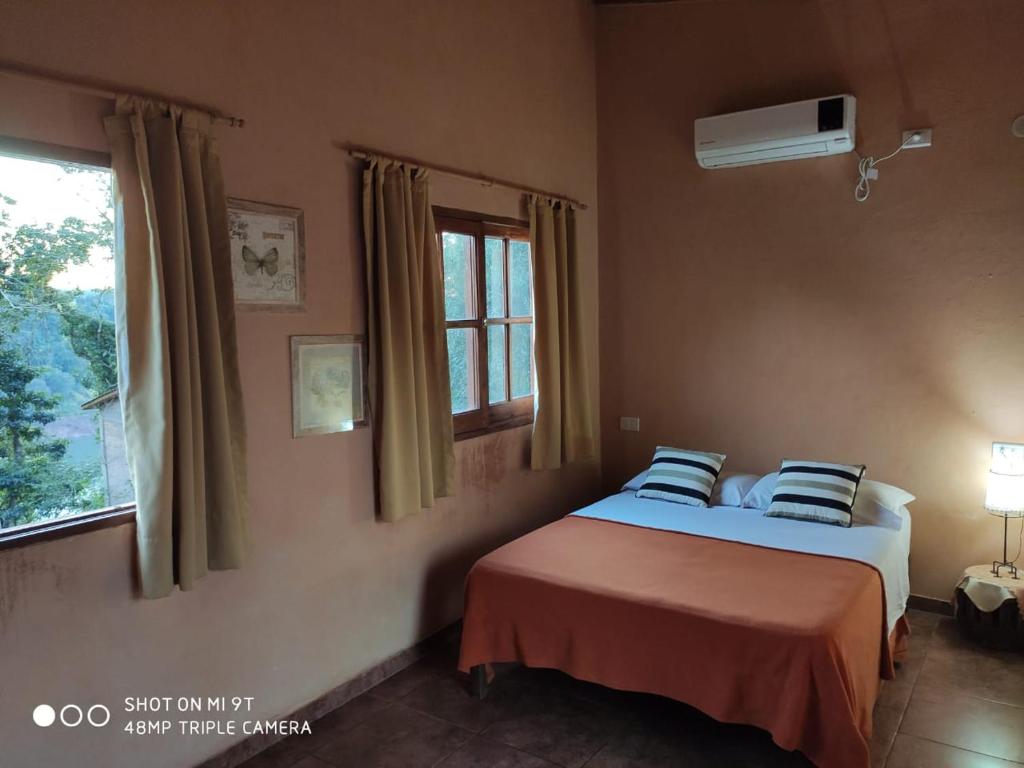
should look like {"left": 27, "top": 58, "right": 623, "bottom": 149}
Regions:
{"left": 435, "top": 208, "right": 534, "bottom": 436}
{"left": 0, "top": 145, "right": 134, "bottom": 534}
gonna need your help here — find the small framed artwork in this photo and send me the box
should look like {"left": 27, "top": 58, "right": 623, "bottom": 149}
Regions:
{"left": 228, "top": 198, "right": 306, "bottom": 311}
{"left": 291, "top": 335, "right": 368, "bottom": 437}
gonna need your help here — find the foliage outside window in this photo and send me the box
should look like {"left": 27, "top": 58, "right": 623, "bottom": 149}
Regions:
{"left": 436, "top": 208, "right": 534, "bottom": 436}
{"left": 0, "top": 150, "right": 132, "bottom": 532}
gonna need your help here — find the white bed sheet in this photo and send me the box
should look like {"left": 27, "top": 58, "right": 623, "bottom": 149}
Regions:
{"left": 571, "top": 492, "right": 911, "bottom": 635}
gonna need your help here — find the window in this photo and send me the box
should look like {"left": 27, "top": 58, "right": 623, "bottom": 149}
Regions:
{"left": 0, "top": 142, "right": 134, "bottom": 538}
{"left": 435, "top": 208, "right": 534, "bottom": 436}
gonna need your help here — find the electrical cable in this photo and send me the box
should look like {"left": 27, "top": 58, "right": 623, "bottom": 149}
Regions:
{"left": 854, "top": 133, "right": 918, "bottom": 202}
{"left": 1008, "top": 515, "right": 1024, "bottom": 569}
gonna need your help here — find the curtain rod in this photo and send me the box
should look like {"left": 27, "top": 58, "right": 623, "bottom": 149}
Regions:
{"left": 337, "top": 142, "right": 588, "bottom": 210}
{"left": 0, "top": 61, "right": 246, "bottom": 128}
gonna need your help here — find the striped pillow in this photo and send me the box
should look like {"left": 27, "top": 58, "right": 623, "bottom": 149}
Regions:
{"left": 635, "top": 446, "right": 726, "bottom": 508}
{"left": 765, "top": 460, "right": 866, "bottom": 527}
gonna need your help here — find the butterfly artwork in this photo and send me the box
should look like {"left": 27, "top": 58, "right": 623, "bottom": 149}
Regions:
{"left": 241, "top": 245, "right": 280, "bottom": 276}
{"left": 228, "top": 199, "right": 305, "bottom": 311}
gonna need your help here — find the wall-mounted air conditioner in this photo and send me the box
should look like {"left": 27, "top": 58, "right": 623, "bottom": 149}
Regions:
{"left": 694, "top": 95, "right": 856, "bottom": 169}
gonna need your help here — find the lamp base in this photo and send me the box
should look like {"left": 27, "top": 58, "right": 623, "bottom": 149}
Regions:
{"left": 992, "top": 560, "right": 1019, "bottom": 580}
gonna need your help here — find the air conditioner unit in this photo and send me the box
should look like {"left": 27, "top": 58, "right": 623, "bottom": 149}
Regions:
{"left": 694, "top": 95, "right": 856, "bottom": 169}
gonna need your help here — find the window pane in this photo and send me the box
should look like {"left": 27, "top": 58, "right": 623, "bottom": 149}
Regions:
{"left": 509, "top": 240, "right": 532, "bottom": 317}
{"left": 442, "top": 232, "right": 475, "bottom": 320}
{"left": 446, "top": 328, "right": 479, "bottom": 413}
{"left": 484, "top": 236, "right": 505, "bottom": 318}
{"left": 510, "top": 323, "right": 533, "bottom": 399}
{"left": 487, "top": 324, "right": 506, "bottom": 404}
{"left": 0, "top": 153, "right": 130, "bottom": 531}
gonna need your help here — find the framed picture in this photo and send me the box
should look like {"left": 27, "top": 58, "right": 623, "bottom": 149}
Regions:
{"left": 290, "top": 335, "right": 368, "bottom": 437}
{"left": 228, "top": 198, "right": 305, "bottom": 311}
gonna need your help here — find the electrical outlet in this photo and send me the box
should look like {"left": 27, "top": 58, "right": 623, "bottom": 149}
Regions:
{"left": 619, "top": 416, "right": 640, "bottom": 432}
{"left": 902, "top": 128, "right": 932, "bottom": 149}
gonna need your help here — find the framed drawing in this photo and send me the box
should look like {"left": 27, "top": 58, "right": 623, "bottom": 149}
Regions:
{"left": 291, "top": 335, "right": 368, "bottom": 437}
{"left": 228, "top": 198, "right": 305, "bottom": 311}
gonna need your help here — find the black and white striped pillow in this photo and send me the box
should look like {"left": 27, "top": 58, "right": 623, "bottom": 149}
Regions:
{"left": 635, "top": 446, "right": 726, "bottom": 508}
{"left": 765, "top": 460, "right": 866, "bottom": 527}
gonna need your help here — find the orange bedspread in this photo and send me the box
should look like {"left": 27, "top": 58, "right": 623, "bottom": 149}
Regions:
{"left": 459, "top": 516, "right": 910, "bottom": 768}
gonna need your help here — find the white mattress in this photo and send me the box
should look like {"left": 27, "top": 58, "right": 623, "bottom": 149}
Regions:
{"left": 572, "top": 492, "right": 911, "bottom": 635}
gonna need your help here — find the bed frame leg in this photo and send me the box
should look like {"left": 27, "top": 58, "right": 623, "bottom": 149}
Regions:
{"left": 470, "top": 664, "right": 489, "bottom": 700}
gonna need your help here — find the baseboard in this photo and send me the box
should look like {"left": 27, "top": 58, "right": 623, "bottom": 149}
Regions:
{"left": 908, "top": 593, "right": 954, "bottom": 616}
{"left": 195, "top": 621, "right": 462, "bottom": 768}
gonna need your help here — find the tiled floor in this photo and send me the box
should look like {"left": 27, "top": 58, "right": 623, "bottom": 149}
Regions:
{"left": 241, "top": 610, "right": 1024, "bottom": 768}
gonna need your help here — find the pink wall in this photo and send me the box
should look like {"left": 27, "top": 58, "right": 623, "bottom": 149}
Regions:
{"left": 0, "top": 2, "right": 600, "bottom": 766}
{"left": 596, "top": 0, "right": 1024, "bottom": 599}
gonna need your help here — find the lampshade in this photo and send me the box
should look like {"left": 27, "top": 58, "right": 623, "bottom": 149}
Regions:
{"left": 985, "top": 471, "right": 1024, "bottom": 515}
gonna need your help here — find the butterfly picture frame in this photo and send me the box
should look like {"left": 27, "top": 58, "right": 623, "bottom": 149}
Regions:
{"left": 228, "top": 198, "right": 306, "bottom": 311}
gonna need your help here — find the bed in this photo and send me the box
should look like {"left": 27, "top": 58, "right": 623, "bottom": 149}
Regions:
{"left": 458, "top": 492, "right": 912, "bottom": 768}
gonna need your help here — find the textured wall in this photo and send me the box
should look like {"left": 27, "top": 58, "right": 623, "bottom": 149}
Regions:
{"left": 0, "top": 2, "right": 600, "bottom": 766}
{"left": 596, "top": 0, "right": 1024, "bottom": 600}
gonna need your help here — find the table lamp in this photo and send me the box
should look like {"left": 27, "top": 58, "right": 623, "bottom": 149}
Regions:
{"left": 985, "top": 442, "right": 1024, "bottom": 579}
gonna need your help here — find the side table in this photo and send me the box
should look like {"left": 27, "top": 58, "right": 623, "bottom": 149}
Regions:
{"left": 954, "top": 564, "right": 1024, "bottom": 651}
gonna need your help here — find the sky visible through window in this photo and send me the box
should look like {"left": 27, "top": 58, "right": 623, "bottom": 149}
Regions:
{"left": 0, "top": 153, "right": 131, "bottom": 530}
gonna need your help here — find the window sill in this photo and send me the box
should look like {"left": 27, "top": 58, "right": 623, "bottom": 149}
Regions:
{"left": 455, "top": 415, "right": 533, "bottom": 442}
{"left": 0, "top": 504, "right": 136, "bottom": 552}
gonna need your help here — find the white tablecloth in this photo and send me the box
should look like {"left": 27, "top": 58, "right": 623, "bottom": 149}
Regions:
{"left": 956, "top": 564, "right": 1024, "bottom": 618}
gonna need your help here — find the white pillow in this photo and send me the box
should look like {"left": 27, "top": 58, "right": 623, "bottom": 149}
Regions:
{"left": 853, "top": 480, "right": 916, "bottom": 530}
{"left": 718, "top": 472, "right": 760, "bottom": 507}
{"left": 625, "top": 470, "right": 758, "bottom": 507}
{"left": 622, "top": 470, "right": 648, "bottom": 492}
{"left": 742, "top": 473, "right": 914, "bottom": 530}
{"left": 741, "top": 472, "right": 778, "bottom": 510}
{"left": 858, "top": 479, "right": 916, "bottom": 509}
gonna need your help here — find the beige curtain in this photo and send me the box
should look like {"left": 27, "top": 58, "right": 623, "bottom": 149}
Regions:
{"left": 528, "top": 195, "right": 595, "bottom": 470}
{"left": 362, "top": 157, "right": 455, "bottom": 521}
{"left": 104, "top": 96, "right": 248, "bottom": 598}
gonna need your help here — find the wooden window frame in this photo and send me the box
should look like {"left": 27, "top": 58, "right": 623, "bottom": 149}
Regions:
{"left": 434, "top": 207, "right": 534, "bottom": 439}
{"left": 0, "top": 136, "right": 135, "bottom": 551}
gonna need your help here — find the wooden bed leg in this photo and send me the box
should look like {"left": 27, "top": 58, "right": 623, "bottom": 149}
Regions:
{"left": 470, "top": 664, "right": 489, "bottom": 700}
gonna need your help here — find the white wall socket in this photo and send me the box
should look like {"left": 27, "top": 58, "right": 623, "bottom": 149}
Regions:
{"left": 619, "top": 416, "right": 640, "bottom": 432}
{"left": 902, "top": 128, "right": 932, "bottom": 149}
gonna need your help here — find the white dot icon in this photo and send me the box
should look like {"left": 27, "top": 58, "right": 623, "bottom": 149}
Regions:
{"left": 32, "top": 704, "right": 56, "bottom": 727}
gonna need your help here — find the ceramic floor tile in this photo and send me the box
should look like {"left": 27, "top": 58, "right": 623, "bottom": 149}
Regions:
{"left": 887, "top": 733, "right": 1024, "bottom": 768}
{"left": 284, "top": 692, "right": 391, "bottom": 753}
{"left": 482, "top": 690, "right": 615, "bottom": 768}
{"left": 436, "top": 735, "right": 559, "bottom": 768}
{"left": 582, "top": 720, "right": 730, "bottom": 768}
{"left": 906, "top": 608, "right": 942, "bottom": 634}
{"left": 900, "top": 688, "right": 1024, "bottom": 763}
{"left": 237, "top": 736, "right": 310, "bottom": 768}
{"left": 371, "top": 659, "right": 445, "bottom": 701}
{"left": 915, "top": 620, "right": 1024, "bottom": 708}
{"left": 400, "top": 667, "right": 528, "bottom": 733}
{"left": 287, "top": 757, "right": 334, "bottom": 768}
{"left": 314, "top": 702, "right": 472, "bottom": 768}
{"left": 870, "top": 700, "right": 906, "bottom": 768}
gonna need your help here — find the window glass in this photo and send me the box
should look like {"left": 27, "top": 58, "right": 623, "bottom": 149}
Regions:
{"left": 487, "top": 324, "right": 506, "bottom": 404}
{"left": 442, "top": 232, "right": 475, "bottom": 320}
{"left": 446, "top": 327, "right": 478, "bottom": 413}
{"left": 0, "top": 152, "right": 131, "bottom": 531}
{"left": 509, "top": 240, "right": 532, "bottom": 317}
{"left": 484, "top": 236, "right": 505, "bottom": 318}
{"left": 510, "top": 323, "right": 533, "bottom": 399}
